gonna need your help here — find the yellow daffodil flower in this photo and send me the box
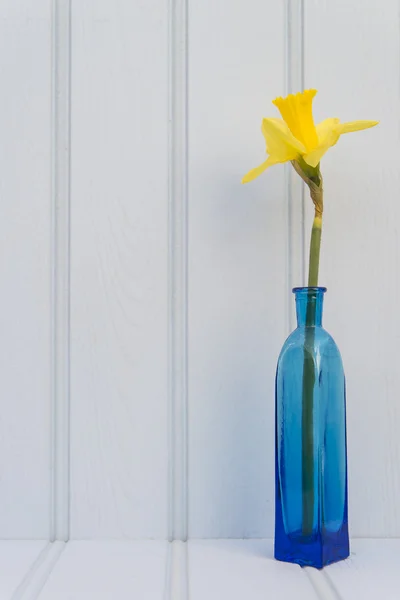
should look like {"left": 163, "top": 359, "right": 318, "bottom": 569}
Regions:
{"left": 242, "top": 89, "right": 378, "bottom": 184}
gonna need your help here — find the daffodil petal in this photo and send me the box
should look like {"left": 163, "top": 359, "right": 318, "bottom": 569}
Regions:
{"left": 241, "top": 118, "right": 305, "bottom": 184}
{"left": 272, "top": 89, "right": 319, "bottom": 151}
{"left": 262, "top": 118, "right": 305, "bottom": 159}
{"left": 316, "top": 117, "right": 341, "bottom": 144}
{"left": 340, "top": 120, "right": 379, "bottom": 134}
{"left": 241, "top": 156, "right": 281, "bottom": 184}
{"left": 303, "top": 118, "right": 341, "bottom": 167}
{"left": 303, "top": 118, "right": 379, "bottom": 167}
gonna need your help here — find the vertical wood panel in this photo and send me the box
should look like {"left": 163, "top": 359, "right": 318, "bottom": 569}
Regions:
{"left": 188, "top": 0, "right": 287, "bottom": 537}
{"left": 0, "top": 1, "right": 51, "bottom": 538}
{"left": 70, "top": 0, "right": 169, "bottom": 538}
{"left": 305, "top": 0, "right": 400, "bottom": 536}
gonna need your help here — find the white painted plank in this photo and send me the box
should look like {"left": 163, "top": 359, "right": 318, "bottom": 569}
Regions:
{"left": 188, "top": 0, "right": 287, "bottom": 538}
{"left": 305, "top": 0, "right": 400, "bottom": 537}
{"left": 189, "top": 540, "right": 318, "bottom": 600}
{"left": 326, "top": 539, "right": 400, "bottom": 600}
{"left": 38, "top": 541, "right": 168, "bottom": 600}
{"left": 70, "top": 0, "right": 169, "bottom": 538}
{"left": 0, "top": 541, "right": 47, "bottom": 599}
{"left": 169, "top": 541, "right": 188, "bottom": 600}
{"left": 0, "top": 1, "right": 51, "bottom": 538}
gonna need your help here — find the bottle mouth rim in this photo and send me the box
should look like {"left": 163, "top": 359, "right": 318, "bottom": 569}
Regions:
{"left": 292, "top": 286, "right": 327, "bottom": 294}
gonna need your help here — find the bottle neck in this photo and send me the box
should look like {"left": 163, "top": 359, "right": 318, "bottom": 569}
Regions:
{"left": 294, "top": 287, "right": 326, "bottom": 327}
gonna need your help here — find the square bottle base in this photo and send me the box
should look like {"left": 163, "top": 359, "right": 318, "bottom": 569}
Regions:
{"left": 274, "top": 526, "right": 350, "bottom": 569}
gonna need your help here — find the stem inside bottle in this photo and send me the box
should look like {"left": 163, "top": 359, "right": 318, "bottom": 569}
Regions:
{"left": 302, "top": 213, "right": 323, "bottom": 536}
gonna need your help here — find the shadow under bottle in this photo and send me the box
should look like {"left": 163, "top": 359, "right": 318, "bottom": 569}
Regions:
{"left": 274, "top": 287, "right": 349, "bottom": 568}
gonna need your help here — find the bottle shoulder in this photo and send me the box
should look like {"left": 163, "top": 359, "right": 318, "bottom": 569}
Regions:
{"left": 278, "top": 326, "right": 342, "bottom": 364}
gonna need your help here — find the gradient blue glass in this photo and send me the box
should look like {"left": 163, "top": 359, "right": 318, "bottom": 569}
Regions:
{"left": 275, "top": 287, "right": 349, "bottom": 568}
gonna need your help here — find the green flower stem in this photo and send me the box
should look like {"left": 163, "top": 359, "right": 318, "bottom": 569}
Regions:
{"left": 308, "top": 215, "right": 322, "bottom": 287}
{"left": 302, "top": 317, "right": 316, "bottom": 536}
{"left": 302, "top": 212, "right": 323, "bottom": 536}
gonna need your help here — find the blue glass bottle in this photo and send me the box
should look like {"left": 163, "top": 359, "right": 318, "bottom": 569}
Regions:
{"left": 275, "top": 287, "right": 349, "bottom": 568}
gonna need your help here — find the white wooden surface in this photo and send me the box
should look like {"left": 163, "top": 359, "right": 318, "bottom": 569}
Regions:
{"left": 38, "top": 541, "right": 168, "bottom": 600}
{"left": 69, "top": 0, "right": 169, "bottom": 538}
{"left": 0, "top": 0, "right": 51, "bottom": 538}
{"left": 0, "top": 0, "right": 398, "bottom": 545}
{"left": 188, "top": 540, "right": 318, "bottom": 600}
{"left": 0, "top": 540, "right": 392, "bottom": 600}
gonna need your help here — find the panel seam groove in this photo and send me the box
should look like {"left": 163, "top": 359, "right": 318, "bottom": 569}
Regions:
{"left": 304, "top": 566, "right": 344, "bottom": 600}
{"left": 167, "top": 0, "right": 189, "bottom": 542}
{"left": 285, "top": 0, "right": 305, "bottom": 331}
{"left": 11, "top": 542, "right": 66, "bottom": 600}
{"left": 323, "top": 570, "right": 345, "bottom": 600}
{"left": 166, "top": 541, "right": 189, "bottom": 600}
{"left": 50, "top": 0, "right": 72, "bottom": 542}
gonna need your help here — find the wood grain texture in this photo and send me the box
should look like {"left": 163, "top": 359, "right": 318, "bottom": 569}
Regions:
{"left": 188, "top": 540, "right": 319, "bottom": 600}
{"left": 305, "top": 0, "right": 400, "bottom": 537}
{"left": 70, "top": 0, "right": 169, "bottom": 538}
{"left": 0, "top": 541, "right": 47, "bottom": 599}
{"left": 37, "top": 541, "right": 168, "bottom": 600}
{"left": 0, "top": 0, "right": 51, "bottom": 538}
{"left": 188, "top": 0, "right": 287, "bottom": 538}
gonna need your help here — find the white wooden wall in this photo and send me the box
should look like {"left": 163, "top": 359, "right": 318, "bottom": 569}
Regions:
{"left": 0, "top": 0, "right": 398, "bottom": 543}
